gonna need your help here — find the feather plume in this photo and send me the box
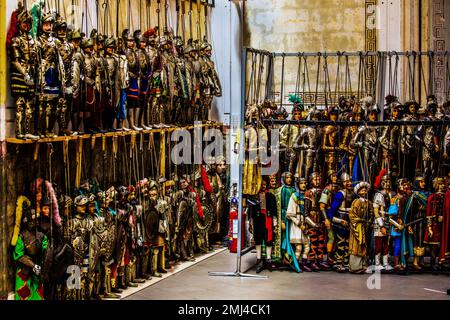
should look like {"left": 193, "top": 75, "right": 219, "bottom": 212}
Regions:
{"left": 11, "top": 196, "right": 31, "bottom": 246}
{"left": 374, "top": 169, "right": 388, "bottom": 190}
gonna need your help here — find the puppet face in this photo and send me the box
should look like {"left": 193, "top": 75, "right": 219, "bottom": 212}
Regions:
{"left": 381, "top": 179, "right": 391, "bottom": 191}
{"left": 330, "top": 113, "right": 338, "bottom": 121}
{"left": 358, "top": 187, "right": 368, "bottom": 197}
{"left": 269, "top": 175, "right": 278, "bottom": 189}
{"left": 42, "top": 21, "right": 53, "bottom": 33}
{"left": 311, "top": 176, "right": 321, "bottom": 188}
{"left": 392, "top": 108, "right": 399, "bottom": 119}
{"left": 76, "top": 204, "right": 86, "bottom": 215}
{"left": 331, "top": 174, "right": 338, "bottom": 184}
{"left": 88, "top": 203, "right": 96, "bottom": 215}
{"left": 354, "top": 113, "right": 362, "bottom": 121}
{"left": 216, "top": 163, "right": 227, "bottom": 174}
{"left": 149, "top": 188, "right": 159, "bottom": 201}
{"left": 41, "top": 205, "right": 50, "bottom": 217}
{"left": 293, "top": 110, "right": 302, "bottom": 121}
{"left": 419, "top": 179, "right": 426, "bottom": 190}
{"left": 285, "top": 174, "right": 293, "bottom": 186}
{"left": 298, "top": 181, "right": 307, "bottom": 191}
{"left": 368, "top": 111, "right": 377, "bottom": 121}
{"left": 126, "top": 39, "right": 134, "bottom": 49}
{"left": 344, "top": 179, "right": 353, "bottom": 190}
{"left": 106, "top": 46, "right": 114, "bottom": 54}
{"left": 261, "top": 180, "right": 267, "bottom": 192}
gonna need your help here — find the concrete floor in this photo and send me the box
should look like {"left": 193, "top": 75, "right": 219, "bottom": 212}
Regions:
{"left": 126, "top": 251, "right": 450, "bottom": 300}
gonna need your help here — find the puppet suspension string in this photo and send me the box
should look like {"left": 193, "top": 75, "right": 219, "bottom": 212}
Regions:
{"left": 157, "top": 0, "right": 161, "bottom": 37}
{"left": 280, "top": 54, "right": 285, "bottom": 109}
{"left": 294, "top": 53, "right": 302, "bottom": 97}
{"left": 196, "top": 0, "right": 201, "bottom": 41}
{"left": 335, "top": 52, "right": 342, "bottom": 100}
{"left": 314, "top": 54, "right": 321, "bottom": 108}
{"left": 344, "top": 54, "right": 352, "bottom": 97}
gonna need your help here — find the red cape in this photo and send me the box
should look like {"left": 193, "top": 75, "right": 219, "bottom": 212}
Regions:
{"left": 440, "top": 189, "right": 450, "bottom": 262}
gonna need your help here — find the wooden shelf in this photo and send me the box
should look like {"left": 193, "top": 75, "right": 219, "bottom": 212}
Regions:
{"left": 5, "top": 123, "right": 225, "bottom": 144}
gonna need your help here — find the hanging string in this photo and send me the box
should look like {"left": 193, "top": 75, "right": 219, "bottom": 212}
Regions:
{"left": 323, "top": 54, "right": 331, "bottom": 107}
{"left": 335, "top": 52, "right": 342, "bottom": 102}
{"left": 255, "top": 54, "right": 265, "bottom": 105}
{"left": 314, "top": 54, "right": 321, "bottom": 108}
{"left": 280, "top": 54, "right": 286, "bottom": 110}
{"left": 294, "top": 53, "right": 302, "bottom": 97}
{"left": 303, "top": 55, "right": 311, "bottom": 105}
{"left": 344, "top": 54, "right": 352, "bottom": 98}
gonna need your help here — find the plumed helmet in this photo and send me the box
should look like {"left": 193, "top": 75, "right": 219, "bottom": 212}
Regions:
{"left": 42, "top": 12, "right": 55, "bottom": 24}
{"left": 54, "top": 16, "right": 67, "bottom": 31}
{"left": 17, "top": 9, "right": 32, "bottom": 27}
{"left": 274, "top": 107, "right": 288, "bottom": 119}
{"left": 97, "top": 34, "right": 106, "bottom": 44}
{"left": 133, "top": 29, "right": 142, "bottom": 45}
{"left": 104, "top": 37, "right": 116, "bottom": 48}
{"left": 404, "top": 100, "right": 420, "bottom": 113}
{"left": 74, "top": 195, "right": 89, "bottom": 207}
{"left": 71, "top": 29, "right": 82, "bottom": 40}
{"left": 122, "top": 29, "right": 133, "bottom": 42}
{"left": 309, "top": 172, "right": 321, "bottom": 181}
{"left": 340, "top": 173, "right": 351, "bottom": 183}
{"left": 90, "top": 28, "right": 98, "bottom": 40}
{"left": 354, "top": 181, "right": 370, "bottom": 195}
{"left": 200, "top": 41, "right": 212, "bottom": 51}
{"left": 144, "top": 27, "right": 158, "bottom": 39}
{"left": 174, "top": 36, "right": 184, "bottom": 47}
{"left": 148, "top": 180, "right": 158, "bottom": 190}
{"left": 81, "top": 38, "right": 94, "bottom": 49}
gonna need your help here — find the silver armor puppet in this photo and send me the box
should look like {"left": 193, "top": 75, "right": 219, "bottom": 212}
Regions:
{"left": 173, "top": 36, "right": 191, "bottom": 125}
{"left": 400, "top": 101, "right": 420, "bottom": 179}
{"left": 184, "top": 41, "right": 198, "bottom": 124}
{"left": 159, "top": 34, "right": 177, "bottom": 127}
{"left": 293, "top": 109, "right": 322, "bottom": 178}
{"left": 199, "top": 41, "right": 222, "bottom": 122}
{"left": 37, "top": 12, "right": 65, "bottom": 138}
{"left": 9, "top": 9, "right": 39, "bottom": 139}
{"left": 339, "top": 103, "right": 362, "bottom": 174}
{"left": 81, "top": 38, "right": 100, "bottom": 133}
{"left": 379, "top": 98, "right": 402, "bottom": 176}
{"left": 54, "top": 17, "right": 74, "bottom": 135}
{"left": 418, "top": 97, "right": 440, "bottom": 183}
{"left": 69, "top": 195, "right": 94, "bottom": 300}
{"left": 104, "top": 37, "right": 120, "bottom": 131}
{"left": 70, "top": 29, "right": 85, "bottom": 134}
{"left": 350, "top": 101, "right": 380, "bottom": 183}
{"left": 136, "top": 32, "right": 152, "bottom": 130}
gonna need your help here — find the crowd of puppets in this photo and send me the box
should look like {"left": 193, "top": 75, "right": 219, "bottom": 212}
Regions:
{"left": 242, "top": 93, "right": 450, "bottom": 275}
{"left": 7, "top": 1, "right": 221, "bottom": 140}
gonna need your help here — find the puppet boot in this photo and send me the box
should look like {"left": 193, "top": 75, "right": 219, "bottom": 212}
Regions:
{"left": 383, "top": 255, "right": 393, "bottom": 271}
{"left": 255, "top": 259, "right": 265, "bottom": 273}
{"left": 301, "top": 258, "right": 312, "bottom": 272}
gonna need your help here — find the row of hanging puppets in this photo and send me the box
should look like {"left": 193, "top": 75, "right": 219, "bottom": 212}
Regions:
{"left": 10, "top": 156, "right": 230, "bottom": 300}
{"left": 244, "top": 93, "right": 450, "bottom": 191}
{"left": 6, "top": 0, "right": 222, "bottom": 140}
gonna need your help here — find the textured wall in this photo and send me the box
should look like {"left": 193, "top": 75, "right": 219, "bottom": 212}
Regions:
{"left": 244, "top": 0, "right": 368, "bottom": 108}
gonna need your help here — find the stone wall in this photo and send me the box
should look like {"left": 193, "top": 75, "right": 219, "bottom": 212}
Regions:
{"left": 244, "top": 0, "right": 368, "bottom": 108}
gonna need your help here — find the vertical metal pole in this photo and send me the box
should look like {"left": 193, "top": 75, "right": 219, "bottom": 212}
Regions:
{"left": 0, "top": 0, "right": 8, "bottom": 300}
{"left": 235, "top": 47, "right": 247, "bottom": 273}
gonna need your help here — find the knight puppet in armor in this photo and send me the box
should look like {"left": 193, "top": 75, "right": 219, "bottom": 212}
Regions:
{"left": 248, "top": 179, "right": 278, "bottom": 273}
{"left": 327, "top": 172, "right": 355, "bottom": 272}
{"left": 12, "top": 196, "right": 48, "bottom": 300}
{"left": 8, "top": 8, "right": 39, "bottom": 139}
{"left": 37, "top": 12, "right": 64, "bottom": 138}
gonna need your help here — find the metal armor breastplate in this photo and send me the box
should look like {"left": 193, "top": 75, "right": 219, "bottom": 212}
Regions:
{"left": 84, "top": 56, "right": 96, "bottom": 84}
{"left": 126, "top": 49, "right": 138, "bottom": 78}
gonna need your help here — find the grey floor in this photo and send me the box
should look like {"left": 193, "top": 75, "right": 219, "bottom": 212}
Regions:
{"left": 126, "top": 251, "right": 450, "bottom": 300}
